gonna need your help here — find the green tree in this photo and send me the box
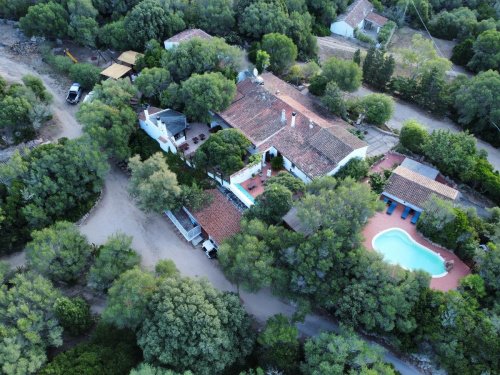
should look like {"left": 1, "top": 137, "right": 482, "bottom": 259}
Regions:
{"left": 87, "top": 233, "right": 140, "bottom": 292}
{"left": 0, "top": 95, "right": 32, "bottom": 133}
{"left": 301, "top": 331, "right": 387, "bottom": 375}
{"left": 451, "top": 38, "right": 474, "bottom": 66}
{"left": 102, "top": 267, "right": 157, "bottom": 330}
{"left": 54, "top": 296, "right": 93, "bottom": 336}
{"left": 321, "top": 81, "right": 347, "bottom": 117}
{"left": 124, "top": 0, "right": 185, "bottom": 50}
{"left": 474, "top": 242, "right": 500, "bottom": 304}
{"left": 21, "top": 138, "right": 108, "bottom": 229}
{"left": 416, "top": 67, "right": 450, "bottom": 115}
{"left": 77, "top": 100, "right": 137, "bottom": 160}
{"left": 266, "top": 171, "right": 306, "bottom": 193}
{"left": 68, "top": 16, "right": 98, "bottom": 47}
{"left": 180, "top": 183, "right": 212, "bottom": 211}
{"left": 218, "top": 219, "right": 275, "bottom": 293}
{"left": 137, "top": 277, "right": 254, "bottom": 375}
{"left": 128, "top": 153, "right": 181, "bottom": 213}
{"left": 359, "top": 94, "right": 394, "bottom": 126}
{"left": 98, "top": 20, "right": 130, "bottom": 51}
{"left": 22, "top": 75, "right": 52, "bottom": 104}
{"left": 353, "top": 49, "right": 361, "bottom": 65}
{"left": 155, "top": 259, "right": 180, "bottom": 278}
{"left": 0, "top": 272, "right": 63, "bottom": 375}
{"left": 135, "top": 67, "right": 170, "bottom": 100}
{"left": 335, "top": 157, "right": 369, "bottom": 181}
{"left": 19, "top": 2, "right": 68, "bottom": 39}
{"left": 428, "top": 7, "right": 477, "bottom": 40}
{"left": 399, "top": 120, "right": 429, "bottom": 154}
{"left": 194, "top": 129, "right": 251, "bottom": 177}
{"left": 256, "top": 50, "right": 271, "bottom": 74}
{"left": 92, "top": 78, "right": 138, "bottom": 108}
{"left": 183, "top": 0, "right": 235, "bottom": 35}
{"left": 246, "top": 184, "right": 293, "bottom": 224}
{"left": 468, "top": 30, "right": 500, "bottom": 72}
{"left": 453, "top": 70, "right": 500, "bottom": 144}
{"left": 239, "top": 0, "right": 289, "bottom": 39}
{"left": 288, "top": 11, "right": 318, "bottom": 60}
{"left": 26, "top": 221, "right": 91, "bottom": 283}
{"left": 257, "top": 314, "right": 300, "bottom": 372}
{"left": 322, "top": 56, "right": 362, "bottom": 92}
{"left": 69, "top": 63, "right": 101, "bottom": 90}
{"left": 130, "top": 363, "right": 193, "bottom": 375}
{"left": 178, "top": 72, "right": 236, "bottom": 122}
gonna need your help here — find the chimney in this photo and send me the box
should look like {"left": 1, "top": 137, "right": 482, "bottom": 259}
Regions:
{"left": 309, "top": 119, "right": 313, "bottom": 129}
{"left": 281, "top": 109, "right": 286, "bottom": 124}
{"left": 144, "top": 108, "right": 149, "bottom": 119}
{"left": 291, "top": 112, "right": 297, "bottom": 127}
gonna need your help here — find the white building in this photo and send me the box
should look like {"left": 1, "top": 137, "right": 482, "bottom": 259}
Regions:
{"left": 164, "top": 29, "right": 213, "bottom": 50}
{"left": 330, "top": 0, "right": 388, "bottom": 38}
{"left": 138, "top": 107, "right": 187, "bottom": 153}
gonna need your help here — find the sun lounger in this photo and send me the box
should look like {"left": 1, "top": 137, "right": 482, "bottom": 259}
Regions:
{"left": 411, "top": 211, "right": 421, "bottom": 225}
{"left": 386, "top": 201, "right": 397, "bottom": 215}
{"left": 401, "top": 206, "right": 411, "bottom": 219}
{"left": 383, "top": 196, "right": 389, "bottom": 203}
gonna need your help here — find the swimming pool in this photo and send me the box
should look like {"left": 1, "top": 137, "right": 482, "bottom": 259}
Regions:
{"left": 234, "top": 183, "right": 255, "bottom": 204}
{"left": 372, "top": 228, "right": 447, "bottom": 278}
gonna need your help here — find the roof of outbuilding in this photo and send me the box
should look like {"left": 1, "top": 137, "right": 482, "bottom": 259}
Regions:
{"left": 218, "top": 74, "right": 367, "bottom": 178}
{"left": 365, "top": 12, "right": 389, "bottom": 26}
{"left": 117, "top": 50, "right": 143, "bottom": 66}
{"left": 100, "top": 63, "right": 131, "bottom": 79}
{"left": 165, "top": 29, "right": 213, "bottom": 43}
{"left": 384, "top": 166, "right": 459, "bottom": 209}
{"left": 337, "top": 0, "right": 374, "bottom": 28}
{"left": 192, "top": 189, "right": 242, "bottom": 245}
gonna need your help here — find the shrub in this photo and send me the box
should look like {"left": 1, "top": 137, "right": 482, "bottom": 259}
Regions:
{"left": 359, "top": 94, "right": 394, "bottom": 125}
{"left": 335, "top": 158, "right": 369, "bottom": 181}
{"left": 52, "top": 55, "right": 74, "bottom": 74}
{"left": 399, "top": 120, "right": 429, "bottom": 154}
{"left": 369, "top": 172, "right": 388, "bottom": 193}
{"left": 308, "top": 74, "right": 328, "bottom": 96}
{"left": 354, "top": 28, "right": 376, "bottom": 45}
{"left": 378, "top": 21, "right": 396, "bottom": 44}
{"left": 155, "top": 259, "right": 180, "bottom": 278}
{"left": 55, "top": 296, "right": 93, "bottom": 336}
{"left": 69, "top": 63, "right": 102, "bottom": 90}
{"left": 271, "top": 155, "right": 284, "bottom": 170}
{"left": 266, "top": 172, "right": 306, "bottom": 193}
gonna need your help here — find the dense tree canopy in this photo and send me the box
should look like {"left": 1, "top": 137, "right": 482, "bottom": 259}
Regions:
{"left": 245, "top": 184, "right": 293, "bottom": 224}
{"left": 321, "top": 81, "right": 347, "bottom": 117}
{"left": 321, "top": 57, "right": 363, "bottom": 92}
{"left": 26, "top": 221, "right": 91, "bottom": 283}
{"left": 468, "top": 29, "right": 500, "bottom": 72}
{"left": 128, "top": 152, "right": 182, "bottom": 213}
{"left": 358, "top": 93, "right": 395, "bottom": 126}
{"left": 19, "top": 2, "right": 68, "bottom": 39}
{"left": 239, "top": 0, "right": 289, "bottom": 39}
{"left": 399, "top": 120, "right": 430, "bottom": 154}
{"left": 137, "top": 277, "right": 254, "bottom": 375}
{"left": 182, "top": 0, "right": 235, "bottom": 35}
{"left": 261, "top": 33, "right": 298, "bottom": 74}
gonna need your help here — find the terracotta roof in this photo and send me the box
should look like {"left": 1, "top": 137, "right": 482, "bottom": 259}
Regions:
{"left": 117, "top": 50, "right": 143, "bottom": 66}
{"left": 165, "top": 29, "right": 212, "bottom": 43}
{"left": 338, "top": 0, "right": 373, "bottom": 28}
{"left": 138, "top": 106, "right": 163, "bottom": 121}
{"left": 384, "top": 166, "right": 459, "bottom": 209}
{"left": 365, "top": 12, "right": 389, "bottom": 26}
{"left": 218, "top": 74, "right": 367, "bottom": 178}
{"left": 100, "top": 63, "right": 131, "bottom": 79}
{"left": 192, "top": 190, "right": 242, "bottom": 245}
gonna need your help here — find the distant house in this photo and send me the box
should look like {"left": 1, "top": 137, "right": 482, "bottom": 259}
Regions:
{"left": 165, "top": 189, "right": 242, "bottom": 248}
{"left": 138, "top": 107, "right": 187, "bottom": 153}
{"left": 330, "top": 0, "right": 388, "bottom": 38}
{"left": 383, "top": 165, "right": 459, "bottom": 213}
{"left": 164, "top": 29, "right": 213, "bottom": 50}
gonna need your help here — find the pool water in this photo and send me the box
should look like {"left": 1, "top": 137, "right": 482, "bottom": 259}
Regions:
{"left": 372, "top": 228, "right": 447, "bottom": 277}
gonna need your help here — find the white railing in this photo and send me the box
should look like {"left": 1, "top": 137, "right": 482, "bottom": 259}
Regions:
{"left": 165, "top": 210, "right": 201, "bottom": 241}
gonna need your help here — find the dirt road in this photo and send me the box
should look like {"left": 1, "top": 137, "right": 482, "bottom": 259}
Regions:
{"left": 0, "top": 52, "right": 82, "bottom": 140}
{"left": 353, "top": 86, "right": 500, "bottom": 171}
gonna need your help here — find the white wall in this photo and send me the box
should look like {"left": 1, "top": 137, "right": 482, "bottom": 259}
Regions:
{"left": 164, "top": 41, "right": 178, "bottom": 50}
{"left": 331, "top": 21, "right": 354, "bottom": 38}
{"left": 230, "top": 163, "right": 262, "bottom": 184}
{"left": 139, "top": 118, "right": 177, "bottom": 153}
{"left": 327, "top": 146, "right": 368, "bottom": 176}
{"left": 282, "top": 155, "right": 312, "bottom": 183}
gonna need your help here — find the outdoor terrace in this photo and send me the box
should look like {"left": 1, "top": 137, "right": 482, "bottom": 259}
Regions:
{"left": 238, "top": 165, "right": 279, "bottom": 199}
{"left": 179, "top": 122, "right": 211, "bottom": 156}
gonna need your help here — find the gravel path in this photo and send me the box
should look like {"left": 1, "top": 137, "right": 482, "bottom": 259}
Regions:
{"left": 353, "top": 86, "right": 500, "bottom": 171}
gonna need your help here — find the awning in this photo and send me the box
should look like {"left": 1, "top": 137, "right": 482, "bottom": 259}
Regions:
{"left": 117, "top": 51, "right": 143, "bottom": 66}
{"left": 100, "top": 63, "right": 131, "bottom": 79}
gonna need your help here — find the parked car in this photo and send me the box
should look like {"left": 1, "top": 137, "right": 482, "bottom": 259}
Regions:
{"left": 66, "top": 83, "right": 82, "bottom": 104}
{"left": 202, "top": 239, "right": 217, "bottom": 259}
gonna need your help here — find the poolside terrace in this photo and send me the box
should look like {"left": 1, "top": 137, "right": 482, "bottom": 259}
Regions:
{"left": 363, "top": 202, "right": 470, "bottom": 291}
{"left": 238, "top": 165, "right": 279, "bottom": 199}
{"left": 179, "top": 122, "right": 211, "bottom": 156}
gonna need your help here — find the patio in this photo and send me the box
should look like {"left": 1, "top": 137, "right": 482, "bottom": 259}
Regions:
{"left": 363, "top": 202, "right": 470, "bottom": 291}
{"left": 179, "top": 122, "right": 211, "bottom": 156}
{"left": 238, "top": 165, "right": 279, "bottom": 199}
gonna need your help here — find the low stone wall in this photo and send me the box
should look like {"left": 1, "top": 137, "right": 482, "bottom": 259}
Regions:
{"left": 76, "top": 188, "right": 104, "bottom": 226}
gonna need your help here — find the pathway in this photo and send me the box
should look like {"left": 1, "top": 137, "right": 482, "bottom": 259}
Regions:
{"left": 352, "top": 86, "right": 500, "bottom": 171}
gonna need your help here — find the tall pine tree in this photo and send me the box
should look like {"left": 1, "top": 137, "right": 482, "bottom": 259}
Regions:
{"left": 362, "top": 47, "right": 376, "bottom": 84}
{"left": 353, "top": 49, "right": 361, "bottom": 66}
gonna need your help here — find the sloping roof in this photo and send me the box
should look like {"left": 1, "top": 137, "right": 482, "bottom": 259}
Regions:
{"left": 384, "top": 166, "right": 459, "bottom": 209}
{"left": 117, "top": 50, "right": 143, "bottom": 66}
{"left": 365, "top": 12, "right": 389, "bottom": 26}
{"left": 283, "top": 207, "right": 312, "bottom": 236}
{"left": 165, "top": 29, "right": 212, "bottom": 43}
{"left": 337, "top": 0, "right": 373, "bottom": 28}
{"left": 100, "top": 63, "right": 131, "bottom": 79}
{"left": 192, "top": 190, "right": 242, "bottom": 245}
{"left": 218, "top": 74, "right": 367, "bottom": 178}
{"left": 152, "top": 109, "right": 187, "bottom": 136}
{"left": 401, "top": 158, "right": 439, "bottom": 180}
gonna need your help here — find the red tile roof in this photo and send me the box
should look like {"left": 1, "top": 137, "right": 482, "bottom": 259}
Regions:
{"left": 339, "top": 0, "right": 374, "bottom": 28}
{"left": 365, "top": 12, "right": 389, "bottom": 26}
{"left": 192, "top": 190, "right": 242, "bottom": 245}
{"left": 218, "top": 74, "right": 367, "bottom": 178}
{"left": 165, "top": 29, "right": 212, "bottom": 43}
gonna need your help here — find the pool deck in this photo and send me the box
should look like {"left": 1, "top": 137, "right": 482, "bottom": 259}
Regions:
{"left": 363, "top": 203, "right": 470, "bottom": 291}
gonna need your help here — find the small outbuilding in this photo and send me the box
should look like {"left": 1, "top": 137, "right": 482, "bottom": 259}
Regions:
{"left": 117, "top": 50, "right": 144, "bottom": 67}
{"left": 164, "top": 28, "right": 212, "bottom": 50}
{"left": 100, "top": 63, "right": 132, "bottom": 80}
{"left": 330, "top": 0, "right": 388, "bottom": 38}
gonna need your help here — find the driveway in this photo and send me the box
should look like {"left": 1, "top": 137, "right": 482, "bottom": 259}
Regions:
{"left": 352, "top": 86, "right": 500, "bottom": 171}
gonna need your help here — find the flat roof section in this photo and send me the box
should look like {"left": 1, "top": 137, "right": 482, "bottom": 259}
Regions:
{"left": 100, "top": 63, "right": 131, "bottom": 79}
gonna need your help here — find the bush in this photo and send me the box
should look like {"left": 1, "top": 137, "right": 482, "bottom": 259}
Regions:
{"left": 55, "top": 296, "right": 93, "bottom": 336}
{"left": 377, "top": 21, "right": 396, "bottom": 43}
{"left": 399, "top": 120, "right": 429, "bottom": 154}
{"left": 155, "top": 259, "right": 180, "bottom": 278}
{"left": 308, "top": 74, "right": 328, "bottom": 96}
{"left": 369, "top": 171, "right": 389, "bottom": 193}
{"left": 359, "top": 94, "right": 394, "bottom": 125}
{"left": 451, "top": 38, "right": 474, "bottom": 66}
{"left": 335, "top": 158, "right": 369, "bottom": 181}
{"left": 354, "top": 28, "right": 376, "bottom": 45}
{"left": 52, "top": 55, "right": 74, "bottom": 74}
{"left": 69, "top": 63, "right": 101, "bottom": 90}
{"left": 266, "top": 172, "right": 306, "bottom": 193}
{"left": 271, "top": 155, "right": 284, "bottom": 170}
